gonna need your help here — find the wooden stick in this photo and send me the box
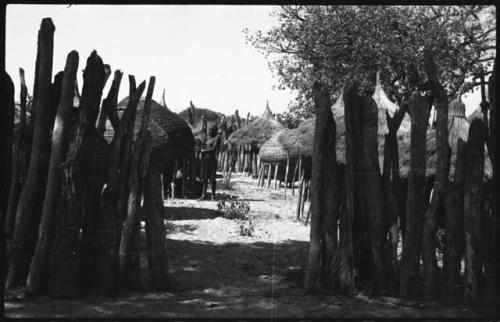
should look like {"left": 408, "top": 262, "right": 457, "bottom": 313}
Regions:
{"left": 274, "top": 163, "right": 279, "bottom": 189}
{"left": 296, "top": 170, "right": 305, "bottom": 220}
{"left": 284, "top": 154, "right": 290, "bottom": 199}
{"left": 267, "top": 163, "right": 273, "bottom": 189}
{"left": 292, "top": 158, "right": 299, "bottom": 196}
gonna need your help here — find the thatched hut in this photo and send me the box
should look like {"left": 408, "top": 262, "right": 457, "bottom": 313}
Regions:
{"left": 226, "top": 102, "right": 284, "bottom": 178}
{"left": 104, "top": 97, "right": 194, "bottom": 159}
{"left": 227, "top": 103, "right": 284, "bottom": 151}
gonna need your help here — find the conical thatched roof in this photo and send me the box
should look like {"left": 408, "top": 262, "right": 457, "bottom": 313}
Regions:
{"left": 259, "top": 129, "right": 292, "bottom": 163}
{"left": 227, "top": 103, "right": 284, "bottom": 149}
{"left": 104, "top": 97, "right": 194, "bottom": 158}
{"left": 398, "top": 97, "right": 492, "bottom": 180}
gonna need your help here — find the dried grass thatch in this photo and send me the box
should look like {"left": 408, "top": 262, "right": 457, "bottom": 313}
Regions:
{"left": 259, "top": 129, "right": 293, "bottom": 163}
{"left": 227, "top": 104, "right": 284, "bottom": 149}
{"left": 178, "top": 106, "right": 222, "bottom": 125}
{"left": 104, "top": 97, "right": 195, "bottom": 158}
{"left": 372, "top": 72, "right": 400, "bottom": 136}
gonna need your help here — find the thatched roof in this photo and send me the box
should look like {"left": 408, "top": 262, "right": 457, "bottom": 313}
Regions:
{"left": 259, "top": 129, "right": 293, "bottom": 163}
{"left": 178, "top": 105, "right": 222, "bottom": 125}
{"left": 227, "top": 103, "right": 284, "bottom": 149}
{"left": 398, "top": 97, "right": 492, "bottom": 180}
{"left": 104, "top": 97, "right": 194, "bottom": 158}
{"left": 278, "top": 118, "right": 315, "bottom": 158}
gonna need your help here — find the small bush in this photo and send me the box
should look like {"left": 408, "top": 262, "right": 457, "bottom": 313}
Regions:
{"left": 217, "top": 200, "right": 250, "bottom": 220}
{"left": 239, "top": 220, "right": 255, "bottom": 237}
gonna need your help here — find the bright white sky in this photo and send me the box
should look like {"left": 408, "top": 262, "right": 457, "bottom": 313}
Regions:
{"left": 6, "top": 4, "right": 486, "bottom": 117}
{"left": 6, "top": 4, "right": 294, "bottom": 116}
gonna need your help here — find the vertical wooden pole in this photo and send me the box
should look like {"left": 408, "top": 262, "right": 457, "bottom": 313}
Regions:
{"left": 0, "top": 71, "right": 15, "bottom": 309}
{"left": 443, "top": 139, "right": 466, "bottom": 295}
{"left": 274, "top": 163, "right": 279, "bottom": 189}
{"left": 292, "top": 158, "right": 299, "bottom": 196}
{"left": 400, "top": 91, "right": 431, "bottom": 298}
{"left": 27, "top": 51, "right": 79, "bottom": 294}
{"left": 6, "top": 18, "right": 56, "bottom": 289}
{"left": 144, "top": 156, "right": 169, "bottom": 291}
{"left": 296, "top": 170, "right": 305, "bottom": 220}
{"left": 182, "top": 158, "right": 187, "bottom": 198}
{"left": 267, "top": 163, "right": 273, "bottom": 189}
{"left": 463, "top": 119, "right": 486, "bottom": 304}
{"left": 284, "top": 154, "right": 290, "bottom": 199}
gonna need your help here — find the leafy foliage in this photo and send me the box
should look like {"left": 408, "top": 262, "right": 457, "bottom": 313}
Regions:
{"left": 246, "top": 5, "right": 496, "bottom": 113}
{"left": 217, "top": 200, "right": 251, "bottom": 220}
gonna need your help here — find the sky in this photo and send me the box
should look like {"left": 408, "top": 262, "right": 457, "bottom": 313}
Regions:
{"left": 5, "top": 5, "right": 295, "bottom": 116}
{"left": 6, "top": 5, "right": 487, "bottom": 118}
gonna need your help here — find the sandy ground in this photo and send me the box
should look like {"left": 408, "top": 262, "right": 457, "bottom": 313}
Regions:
{"left": 4, "top": 173, "right": 498, "bottom": 319}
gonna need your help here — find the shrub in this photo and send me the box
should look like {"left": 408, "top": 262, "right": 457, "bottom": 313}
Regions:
{"left": 239, "top": 220, "right": 255, "bottom": 237}
{"left": 217, "top": 200, "right": 250, "bottom": 220}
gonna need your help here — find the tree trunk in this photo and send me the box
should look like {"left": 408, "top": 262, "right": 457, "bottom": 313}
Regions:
{"left": 118, "top": 77, "right": 155, "bottom": 288}
{"left": 144, "top": 153, "right": 169, "bottom": 290}
{"left": 304, "top": 82, "right": 338, "bottom": 293}
{"left": 400, "top": 92, "right": 431, "bottom": 299}
{"left": 443, "top": 139, "right": 465, "bottom": 295}
{"left": 1, "top": 71, "right": 15, "bottom": 312}
{"left": 6, "top": 18, "right": 55, "bottom": 289}
{"left": 50, "top": 51, "right": 106, "bottom": 298}
{"left": 27, "top": 51, "right": 79, "bottom": 295}
{"left": 463, "top": 119, "right": 486, "bottom": 304}
{"left": 284, "top": 154, "right": 290, "bottom": 199}
{"left": 421, "top": 48, "right": 450, "bottom": 298}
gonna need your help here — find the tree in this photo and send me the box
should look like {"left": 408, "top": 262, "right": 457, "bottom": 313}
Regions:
{"left": 246, "top": 5, "right": 496, "bottom": 109}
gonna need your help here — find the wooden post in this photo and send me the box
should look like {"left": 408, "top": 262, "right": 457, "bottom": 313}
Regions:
{"left": 304, "top": 82, "right": 339, "bottom": 292}
{"left": 421, "top": 48, "right": 450, "bottom": 298}
{"left": 360, "top": 95, "right": 387, "bottom": 295}
{"left": 463, "top": 119, "right": 486, "bottom": 304}
{"left": 257, "top": 163, "right": 264, "bottom": 186}
{"left": 27, "top": 51, "right": 79, "bottom": 295}
{"left": 400, "top": 91, "right": 432, "bottom": 298}
{"left": 144, "top": 154, "right": 170, "bottom": 290}
{"left": 443, "top": 139, "right": 466, "bottom": 295}
{"left": 284, "top": 154, "right": 290, "bottom": 199}
{"left": 344, "top": 83, "right": 370, "bottom": 290}
{"left": 0, "top": 71, "right": 15, "bottom": 310}
{"left": 267, "top": 163, "right": 273, "bottom": 189}
{"left": 95, "top": 78, "right": 146, "bottom": 295}
{"left": 49, "top": 51, "right": 106, "bottom": 298}
{"left": 273, "top": 163, "right": 279, "bottom": 189}
{"left": 118, "top": 77, "right": 154, "bottom": 288}
{"left": 296, "top": 170, "right": 304, "bottom": 220}
{"left": 292, "top": 158, "right": 299, "bottom": 196}
{"left": 6, "top": 18, "right": 56, "bottom": 289}
{"left": 5, "top": 68, "right": 28, "bottom": 252}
